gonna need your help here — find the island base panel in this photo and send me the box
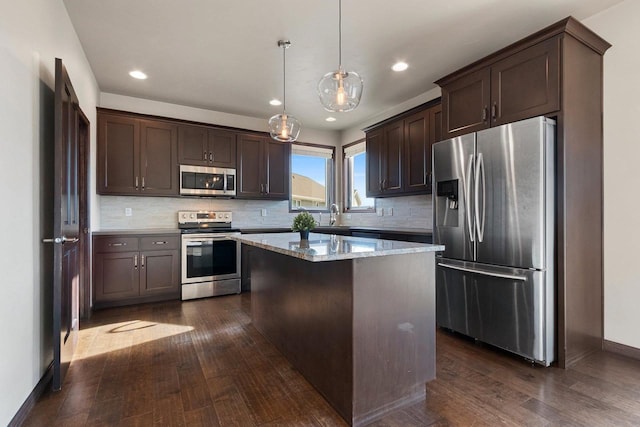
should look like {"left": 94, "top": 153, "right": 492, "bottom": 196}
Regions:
{"left": 250, "top": 247, "right": 436, "bottom": 426}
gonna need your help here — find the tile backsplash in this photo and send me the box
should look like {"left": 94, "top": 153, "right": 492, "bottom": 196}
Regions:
{"left": 98, "top": 194, "right": 432, "bottom": 230}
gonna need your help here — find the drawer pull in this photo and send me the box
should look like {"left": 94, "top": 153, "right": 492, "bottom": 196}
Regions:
{"left": 109, "top": 242, "right": 127, "bottom": 247}
{"left": 152, "top": 241, "right": 168, "bottom": 245}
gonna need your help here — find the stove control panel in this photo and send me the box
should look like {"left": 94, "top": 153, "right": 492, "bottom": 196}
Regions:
{"left": 178, "top": 211, "right": 232, "bottom": 224}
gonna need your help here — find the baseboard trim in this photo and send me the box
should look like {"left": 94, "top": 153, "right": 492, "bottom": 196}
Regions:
{"left": 603, "top": 339, "right": 640, "bottom": 361}
{"left": 8, "top": 362, "right": 53, "bottom": 427}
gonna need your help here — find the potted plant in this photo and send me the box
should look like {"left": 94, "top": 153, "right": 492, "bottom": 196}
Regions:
{"left": 292, "top": 211, "right": 316, "bottom": 240}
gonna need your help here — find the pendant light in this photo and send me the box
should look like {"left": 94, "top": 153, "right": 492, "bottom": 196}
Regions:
{"left": 317, "top": 0, "right": 363, "bottom": 112}
{"left": 269, "top": 40, "right": 301, "bottom": 142}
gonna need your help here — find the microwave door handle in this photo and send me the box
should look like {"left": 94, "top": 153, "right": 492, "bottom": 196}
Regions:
{"left": 223, "top": 173, "right": 227, "bottom": 194}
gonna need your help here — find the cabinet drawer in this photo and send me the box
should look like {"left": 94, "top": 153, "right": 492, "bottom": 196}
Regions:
{"left": 94, "top": 236, "right": 139, "bottom": 253}
{"left": 140, "top": 235, "right": 180, "bottom": 251}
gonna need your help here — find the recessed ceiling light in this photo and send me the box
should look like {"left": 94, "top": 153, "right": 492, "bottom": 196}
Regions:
{"left": 326, "top": 117, "right": 337, "bottom": 122}
{"left": 392, "top": 62, "right": 409, "bottom": 72}
{"left": 129, "top": 70, "right": 147, "bottom": 80}
{"left": 269, "top": 99, "right": 282, "bottom": 106}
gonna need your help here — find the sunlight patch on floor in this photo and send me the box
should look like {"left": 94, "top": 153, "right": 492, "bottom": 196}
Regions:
{"left": 72, "top": 320, "right": 194, "bottom": 360}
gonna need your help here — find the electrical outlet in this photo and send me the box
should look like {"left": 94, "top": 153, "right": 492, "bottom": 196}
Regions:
{"left": 376, "top": 208, "right": 383, "bottom": 217}
{"left": 261, "top": 208, "right": 267, "bottom": 217}
{"left": 125, "top": 208, "right": 132, "bottom": 217}
{"left": 346, "top": 214, "right": 352, "bottom": 220}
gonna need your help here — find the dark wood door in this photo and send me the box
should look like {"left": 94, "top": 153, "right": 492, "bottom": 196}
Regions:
{"left": 491, "top": 37, "right": 560, "bottom": 126}
{"left": 366, "top": 129, "right": 383, "bottom": 197}
{"left": 264, "top": 139, "right": 290, "bottom": 200}
{"left": 209, "top": 129, "right": 237, "bottom": 168}
{"left": 430, "top": 103, "right": 443, "bottom": 144}
{"left": 403, "top": 110, "right": 430, "bottom": 193}
{"left": 140, "top": 120, "right": 178, "bottom": 195}
{"left": 140, "top": 250, "right": 180, "bottom": 296}
{"left": 178, "top": 124, "right": 209, "bottom": 166}
{"left": 441, "top": 67, "right": 491, "bottom": 138}
{"left": 382, "top": 122, "right": 403, "bottom": 194}
{"left": 237, "top": 133, "right": 265, "bottom": 198}
{"left": 97, "top": 113, "right": 140, "bottom": 194}
{"left": 52, "top": 58, "right": 81, "bottom": 390}
{"left": 94, "top": 251, "right": 140, "bottom": 302}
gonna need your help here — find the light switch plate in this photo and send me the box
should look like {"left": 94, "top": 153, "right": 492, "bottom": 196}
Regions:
{"left": 261, "top": 208, "right": 267, "bottom": 217}
{"left": 376, "top": 208, "right": 383, "bottom": 217}
{"left": 385, "top": 207, "right": 393, "bottom": 216}
{"left": 125, "top": 208, "right": 132, "bottom": 217}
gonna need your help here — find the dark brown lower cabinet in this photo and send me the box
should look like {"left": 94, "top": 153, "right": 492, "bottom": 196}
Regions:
{"left": 93, "top": 234, "right": 180, "bottom": 309}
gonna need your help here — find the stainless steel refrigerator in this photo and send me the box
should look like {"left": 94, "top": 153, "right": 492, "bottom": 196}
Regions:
{"left": 432, "top": 116, "right": 555, "bottom": 366}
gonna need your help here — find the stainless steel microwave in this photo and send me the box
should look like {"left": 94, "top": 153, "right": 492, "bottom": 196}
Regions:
{"left": 179, "top": 165, "right": 236, "bottom": 196}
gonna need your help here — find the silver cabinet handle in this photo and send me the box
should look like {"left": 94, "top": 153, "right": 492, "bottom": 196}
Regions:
{"left": 465, "top": 154, "right": 475, "bottom": 243}
{"left": 437, "top": 262, "right": 527, "bottom": 281}
{"left": 142, "top": 176, "right": 145, "bottom": 190}
{"left": 134, "top": 254, "right": 138, "bottom": 269}
{"left": 474, "top": 153, "right": 485, "bottom": 243}
{"left": 203, "top": 151, "right": 208, "bottom": 161}
{"left": 209, "top": 152, "right": 213, "bottom": 162}
{"left": 141, "top": 255, "right": 145, "bottom": 268}
{"left": 152, "top": 241, "right": 167, "bottom": 245}
{"left": 108, "top": 242, "right": 127, "bottom": 247}
{"left": 42, "top": 236, "right": 79, "bottom": 244}
{"left": 491, "top": 102, "right": 497, "bottom": 120}
{"left": 482, "top": 106, "right": 488, "bottom": 122}
{"left": 135, "top": 176, "right": 139, "bottom": 189}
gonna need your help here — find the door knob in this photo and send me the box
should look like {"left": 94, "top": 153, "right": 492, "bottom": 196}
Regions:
{"left": 42, "top": 236, "right": 79, "bottom": 244}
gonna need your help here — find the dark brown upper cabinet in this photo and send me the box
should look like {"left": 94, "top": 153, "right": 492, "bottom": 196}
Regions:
{"left": 365, "top": 101, "right": 441, "bottom": 198}
{"left": 178, "top": 125, "right": 237, "bottom": 168}
{"left": 236, "top": 133, "right": 290, "bottom": 200}
{"left": 438, "top": 37, "right": 560, "bottom": 138}
{"left": 98, "top": 111, "right": 178, "bottom": 196}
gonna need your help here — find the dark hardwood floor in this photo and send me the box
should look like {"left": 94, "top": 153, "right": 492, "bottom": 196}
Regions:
{"left": 23, "top": 294, "right": 640, "bottom": 426}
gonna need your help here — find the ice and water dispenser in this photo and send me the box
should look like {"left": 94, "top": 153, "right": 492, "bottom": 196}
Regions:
{"left": 436, "top": 179, "right": 459, "bottom": 227}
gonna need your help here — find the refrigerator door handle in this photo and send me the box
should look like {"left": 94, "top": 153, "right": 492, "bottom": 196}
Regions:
{"left": 437, "top": 262, "right": 528, "bottom": 281}
{"left": 475, "top": 153, "right": 486, "bottom": 242}
{"left": 465, "top": 154, "right": 475, "bottom": 242}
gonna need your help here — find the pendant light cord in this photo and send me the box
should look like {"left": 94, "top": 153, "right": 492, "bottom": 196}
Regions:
{"left": 283, "top": 43, "right": 287, "bottom": 112}
{"left": 338, "top": 0, "right": 342, "bottom": 68}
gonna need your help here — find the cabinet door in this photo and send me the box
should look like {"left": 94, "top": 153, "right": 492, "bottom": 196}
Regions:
{"left": 97, "top": 113, "right": 140, "bottom": 194}
{"left": 441, "top": 68, "right": 491, "bottom": 138}
{"left": 236, "top": 133, "right": 264, "bottom": 198}
{"left": 209, "top": 129, "right": 237, "bottom": 168}
{"left": 140, "top": 249, "right": 180, "bottom": 296}
{"left": 140, "top": 120, "right": 178, "bottom": 195}
{"left": 178, "top": 124, "right": 209, "bottom": 166}
{"left": 404, "top": 110, "right": 430, "bottom": 194}
{"left": 491, "top": 37, "right": 560, "bottom": 126}
{"left": 366, "top": 129, "right": 383, "bottom": 197}
{"left": 94, "top": 251, "right": 140, "bottom": 302}
{"left": 264, "top": 139, "right": 290, "bottom": 200}
{"left": 430, "top": 103, "right": 443, "bottom": 144}
{"left": 382, "top": 122, "right": 404, "bottom": 194}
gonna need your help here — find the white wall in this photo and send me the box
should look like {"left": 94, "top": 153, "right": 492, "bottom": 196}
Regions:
{"left": 0, "top": 1, "right": 99, "bottom": 424}
{"left": 584, "top": 1, "right": 640, "bottom": 350}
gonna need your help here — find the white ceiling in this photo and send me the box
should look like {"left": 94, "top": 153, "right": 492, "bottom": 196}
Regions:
{"left": 63, "top": 0, "right": 621, "bottom": 131}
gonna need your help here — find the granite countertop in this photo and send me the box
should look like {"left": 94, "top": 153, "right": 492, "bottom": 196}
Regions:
{"left": 233, "top": 232, "right": 444, "bottom": 262}
{"left": 92, "top": 229, "right": 181, "bottom": 236}
{"left": 241, "top": 226, "right": 432, "bottom": 236}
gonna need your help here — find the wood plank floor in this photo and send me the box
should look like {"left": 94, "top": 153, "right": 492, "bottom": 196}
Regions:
{"left": 23, "top": 294, "right": 640, "bottom": 426}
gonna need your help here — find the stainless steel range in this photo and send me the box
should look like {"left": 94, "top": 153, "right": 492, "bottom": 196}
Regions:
{"left": 179, "top": 211, "right": 241, "bottom": 300}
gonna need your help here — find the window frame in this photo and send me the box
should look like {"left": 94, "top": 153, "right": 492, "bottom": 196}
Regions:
{"left": 343, "top": 139, "right": 376, "bottom": 213}
{"left": 288, "top": 141, "right": 335, "bottom": 213}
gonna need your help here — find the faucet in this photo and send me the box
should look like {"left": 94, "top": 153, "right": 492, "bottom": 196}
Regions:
{"left": 329, "top": 203, "right": 339, "bottom": 226}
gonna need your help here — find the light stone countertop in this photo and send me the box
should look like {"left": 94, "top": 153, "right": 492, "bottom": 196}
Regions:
{"left": 233, "top": 232, "right": 444, "bottom": 262}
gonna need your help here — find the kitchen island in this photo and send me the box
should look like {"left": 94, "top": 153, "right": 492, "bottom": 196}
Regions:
{"left": 233, "top": 232, "right": 444, "bottom": 426}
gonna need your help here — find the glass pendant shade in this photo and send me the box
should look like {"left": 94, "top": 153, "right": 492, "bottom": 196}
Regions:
{"left": 269, "top": 39, "right": 300, "bottom": 142}
{"left": 269, "top": 112, "right": 301, "bottom": 142}
{"left": 317, "top": 67, "right": 363, "bottom": 112}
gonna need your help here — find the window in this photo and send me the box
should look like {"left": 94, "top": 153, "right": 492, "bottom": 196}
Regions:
{"left": 290, "top": 143, "right": 334, "bottom": 212}
{"left": 344, "top": 141, "right": 375, "bottom": 211}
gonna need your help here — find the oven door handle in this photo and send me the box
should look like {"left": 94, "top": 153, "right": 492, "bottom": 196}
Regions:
{"left": 184, "top": 237, "right": 232, "bottom": 245}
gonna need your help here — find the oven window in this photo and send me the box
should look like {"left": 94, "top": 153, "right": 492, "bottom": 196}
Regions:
{"left": 185, "top": 239, "right": 237, "bottom": 279}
